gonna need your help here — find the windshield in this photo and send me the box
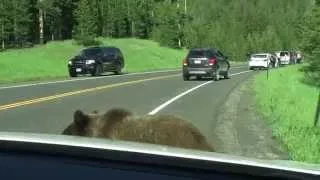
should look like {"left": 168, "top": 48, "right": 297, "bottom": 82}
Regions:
{"left": 0, "top": 0, "right": 319, "bottom": 172}
{"left": 79, "top": 48, "right": 102, "bottom": 57}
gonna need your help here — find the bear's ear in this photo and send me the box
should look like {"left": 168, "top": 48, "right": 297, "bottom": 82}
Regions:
{"left": 73, "top": 110, "right": 89, "bottom": 128}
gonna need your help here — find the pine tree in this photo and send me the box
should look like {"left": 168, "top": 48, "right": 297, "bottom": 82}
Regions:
{"left": 0, "top": 0, "right": 13, "bottom": 49}
{"left": 74, "top": 0, "right": 98, "bottom": 38}
{"left": 300, "top": 0, "right": 320, "bottom": 87}
{"left": 0, "top": 0, "right": 315, "bottom": 51}
{"left": 74, "top": 0, "right": 99, "bottom": 45}
{"left": 152, "top": 0, "right": 181, "bottom": 48}
{"left": 134, "top": 0, "right": 154, "bottom": 39}
{"left": 39, "top": 0, "right": 62, "bottom": 41}
{"left": 11, "top": 0, "right": 32, "bottom": 46}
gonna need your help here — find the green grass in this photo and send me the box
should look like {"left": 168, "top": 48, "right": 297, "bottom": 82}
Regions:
{"left": 254, "top": 65, "right": 320, "bottom": 163}
{"left": 0, "top": 38, "right": 187, "bottom": 84}
{"left": 0, "top": 38, "right": 245, "bottom": 84}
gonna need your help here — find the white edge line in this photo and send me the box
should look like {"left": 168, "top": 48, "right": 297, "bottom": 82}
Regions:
{"left": 0, "top": 66, "right": 247, "bottom": 90}
{"left": 148, "top": 81, "right": 213, "bottom": 115}
{"left": 148, "top": 70, "right": 252, "bottom": 115}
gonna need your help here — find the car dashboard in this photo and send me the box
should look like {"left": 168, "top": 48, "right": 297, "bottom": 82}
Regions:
{"left": 0, "top": 132, "right": 319, "bottom": 180}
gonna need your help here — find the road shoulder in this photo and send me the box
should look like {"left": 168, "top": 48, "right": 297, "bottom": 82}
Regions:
{"left": 212, "top": 76, "right": 289, "bottom": 160}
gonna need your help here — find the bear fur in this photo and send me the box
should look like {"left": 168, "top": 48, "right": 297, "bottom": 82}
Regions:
{"left": 62, "top": 108, "right": 214, "bottom": 152}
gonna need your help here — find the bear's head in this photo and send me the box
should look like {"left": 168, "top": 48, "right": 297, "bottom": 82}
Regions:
{"left": 62, "top": 108, "right": 133, "bottom": 137}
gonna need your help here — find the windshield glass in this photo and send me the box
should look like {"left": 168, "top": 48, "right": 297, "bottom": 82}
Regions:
{"left": 80, "top": 48, "right": 102, "bottom": 57}
{"left": 188, "top": 50, "right": 207, "bottom": 58}
{"left": 0, "top": 0, "right": 319, "bottom": 171}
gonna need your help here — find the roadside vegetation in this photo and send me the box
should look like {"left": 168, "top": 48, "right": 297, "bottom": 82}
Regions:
{"left": 0, "top": 38, "right": 187, "bottom": 84}
{"left": 0, "top": 0, "right": 313, "bottom": 60}
{"left": 255, "top": 1, "right": 320, "bottom": 163}
{"left": 0, "top": 0, "right": 313, "bottom": 84}
{"left": 254, "top": 66, "right": 320, "bottom": 163}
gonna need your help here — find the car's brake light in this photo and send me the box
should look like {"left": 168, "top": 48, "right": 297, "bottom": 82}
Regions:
{"left": 209, "top": 58, "right": 217, "bottom": 66}
{"left": 183, "top": 59, "right": 188, "bottom": 66}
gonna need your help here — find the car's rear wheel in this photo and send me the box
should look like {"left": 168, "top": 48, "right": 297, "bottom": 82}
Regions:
{"left": 92, "top": 64, "right": 103, "bottom": 76}
{"left": 183, "top": 75, "right": 189, "bottom": 81}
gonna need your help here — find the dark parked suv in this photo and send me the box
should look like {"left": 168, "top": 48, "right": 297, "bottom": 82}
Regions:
{"left": 182, "top": 48, "right": 230, "bottom": 81}
{"left": 68, "top": 46, "right": 125, "bottom": 77}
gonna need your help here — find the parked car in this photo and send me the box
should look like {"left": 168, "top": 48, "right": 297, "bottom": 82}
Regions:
{"left": 248, "top": 53, "right": 272, "bottom": 70}
{"left": 182, "top": 48, "right": 230, "bottom": 81}
{"left": 279, "top": 51, "right": 290, "bottom": 65}
{"left": 68, "top": 46, "right": 125, "bottom": 77}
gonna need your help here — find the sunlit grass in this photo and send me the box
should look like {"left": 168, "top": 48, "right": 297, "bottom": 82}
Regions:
{"left": 0, "top": 38, "right": 187, "bottom": 84}
{"left": 0, "top": 38, "right": 244, "bottom": 84}
{"left": 254, "top": 65, "right": 320, "bottom": 163}
{"left": 0, "top": 38, "right": 245, "bottom": 84}
{"left": 97, "top": 38, "right": 188, "bottom": 72}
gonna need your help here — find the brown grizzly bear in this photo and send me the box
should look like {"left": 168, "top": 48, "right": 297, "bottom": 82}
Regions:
{"left": 62, "top": 108, "right": 214, "bottom": 152}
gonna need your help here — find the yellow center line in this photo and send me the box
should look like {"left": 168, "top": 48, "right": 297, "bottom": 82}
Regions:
{"left": 0, "top": 74, "right": 180, "bottom": 111}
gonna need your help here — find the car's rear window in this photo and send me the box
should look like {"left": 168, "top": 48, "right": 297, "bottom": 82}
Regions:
{"left": 252, "top": 55, "right": 267, "bottom": 58}
{"left": 188, "top": 50, "right": 208, "bottom": 58}
{"left": 280, "top": 52, "right": 289, "bottom": 56}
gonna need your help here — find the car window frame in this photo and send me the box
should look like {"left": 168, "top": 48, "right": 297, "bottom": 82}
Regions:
{"left": 116, "top": 48, "right": 123, "bottom": 59}
{"left": 215, "top": 50, "right": 225, "bottom": 58}
{"left": 187, "top": 50, "right": 207, "bottom": 58}
{"left": 209, "top": 49, "right": 218, "bottom": 58}
{"left": 81, "top": 48, "right": 103, "bottom": 57}
{"left": 103, "top": 48, "right": 117, "bottom": 57}
{"left": 252, "top": 54, "right": 268, "bottom": 58}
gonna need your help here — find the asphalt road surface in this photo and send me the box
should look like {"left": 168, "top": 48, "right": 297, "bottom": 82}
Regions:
{"left": 0, "top": 65, "right": 252, "bottom": 138}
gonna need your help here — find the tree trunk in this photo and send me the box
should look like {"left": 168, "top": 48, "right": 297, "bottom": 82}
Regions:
{"left": 13, "top": 1, "right": 18, "bottom": 45}
{"left": 131, "top": 21, "right": 135, "bottom": 37}
{"left": 39, "top": 8, "right": 44, "bottom": 44}
{"left": 126, "top": 0, "right": 132, "bottom": 37}
{"left": 14, "top": 16, "right": 18, "bottom": 43}
{"left": 177, "top": 1, "right": 181, "bottom": 48}
{"left": 314, "top": 90, "right": 320, "bottom": 127}
{"left": 1, "top": 22, "right": 4, "bottom": 49}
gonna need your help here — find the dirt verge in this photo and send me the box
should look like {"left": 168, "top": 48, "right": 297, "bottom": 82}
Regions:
{"left": 211, "top": 77, "right": 289, "bottom": 160}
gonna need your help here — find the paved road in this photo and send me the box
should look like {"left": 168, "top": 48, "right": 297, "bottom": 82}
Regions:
{"left": 0, "top": 65, "right": 253, "bottom": 139}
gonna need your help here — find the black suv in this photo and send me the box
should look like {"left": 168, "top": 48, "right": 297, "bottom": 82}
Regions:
{"left": 182, "top": 48, "right": 230, "bottom": 81}
{"left": 68, "top": 46, "right": 125, "bottom": 77}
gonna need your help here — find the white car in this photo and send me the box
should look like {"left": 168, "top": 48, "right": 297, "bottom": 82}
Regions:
{"left": 279, "top": 51, "right": 290, "bottom": 65}
{"left": 248, "top": 53, "right": 272, "bottom": 70}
